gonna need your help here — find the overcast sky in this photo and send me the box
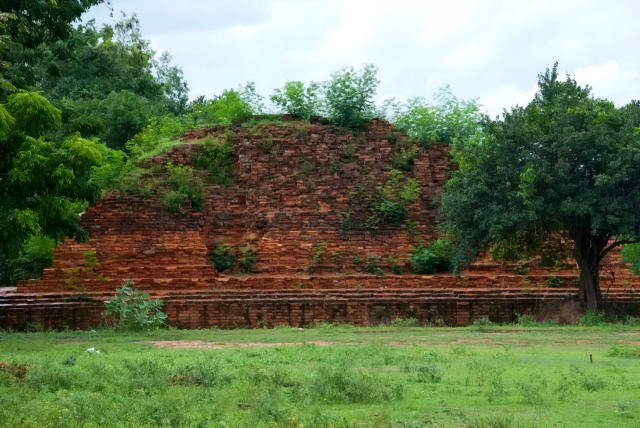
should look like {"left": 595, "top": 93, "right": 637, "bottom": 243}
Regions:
{"left": 85, "top": 0, "right": 640, "bottom": 117}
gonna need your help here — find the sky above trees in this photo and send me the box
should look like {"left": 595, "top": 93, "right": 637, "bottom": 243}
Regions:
{"left": 85, "top": 0, "right": 640, "bottom": 116}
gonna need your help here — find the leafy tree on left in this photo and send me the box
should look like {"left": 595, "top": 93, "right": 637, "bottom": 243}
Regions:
{"left": 0, "top": 92, "right": 117, "bottom": 285}
{"left": 0, "top": 0, "right": 105, "bottom": 95}
{"left": 0, "top": 2, "right": 184, "bottom": 285}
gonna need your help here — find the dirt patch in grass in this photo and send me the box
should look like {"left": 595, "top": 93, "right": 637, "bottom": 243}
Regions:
{"left": 148, "top": 340, "right": 361, "bottom": 349}
{"left": 619, "top": 340, "right": 640, "bottom": 345}
{"left": 454, "top": 338, "right": 492, "bottom": 343}
{"left": 148, "top": 338, "right": 507, "bottom": 348}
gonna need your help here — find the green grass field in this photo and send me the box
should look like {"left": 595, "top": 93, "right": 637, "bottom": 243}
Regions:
{"left": 1, "top": 323, "right": 640, "bottom": 427}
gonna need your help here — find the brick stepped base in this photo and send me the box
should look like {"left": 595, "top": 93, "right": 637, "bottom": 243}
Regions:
{"left": 20, "top": 270, "right": 640, "bottom": 292}
{"left": 3, "top": 287, "right": 640, "bottom": 330}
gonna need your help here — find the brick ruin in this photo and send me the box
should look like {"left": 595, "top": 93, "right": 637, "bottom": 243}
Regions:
{"left": 1, "top": 118, "right": 639, "bottom": 329}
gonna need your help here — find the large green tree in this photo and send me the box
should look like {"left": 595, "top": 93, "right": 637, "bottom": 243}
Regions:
{"left": 0, "top": 1, "right": 111, "bottom": 286}
{"left": 0, "top": 0, "right": 104, "bottom": 95}
{"left": 441, "top": 64, "right": 640, "bottom": 312}
{"left": 0, "top": 91, "right": 116, "bottom": 285}
{"left": 18, "top": 14, "right": 188, "bottom": 149}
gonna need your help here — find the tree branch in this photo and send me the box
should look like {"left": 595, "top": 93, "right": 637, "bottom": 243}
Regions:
{"left": 598, "top": 239, "right": 640, "bottom": 262}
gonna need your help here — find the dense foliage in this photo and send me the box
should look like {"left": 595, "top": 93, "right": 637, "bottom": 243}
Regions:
{"left": 0, "top": 2, "right": 191, "bottom": 286}
{"left": 0, "top": 90, "right": 117, "bottom": 285}
{"left": 385, "top": 85, "right": 484, "bottom": 145}
{"left": 271, "top": 64, "right": 379, "bottom": 129}
{"left": 270, "top": 81, "right": 322, "bottom": 120}
{"left": 441, "top": 64, "right": 640, "bottom": 311}
{"left": 409, "top": 238, "right": 454, "bottom": 274}
{"left": 0, "top": 0, "right": 104, "bottom": 96}
{"left": 621, "top": 244, "right": 640, "bottom": 275}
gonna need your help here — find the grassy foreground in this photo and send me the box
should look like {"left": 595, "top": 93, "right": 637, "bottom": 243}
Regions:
{"left": 1, "top": 324, "right": 640, "bottom": 427}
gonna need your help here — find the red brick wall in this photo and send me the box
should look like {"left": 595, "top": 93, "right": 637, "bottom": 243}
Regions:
{"left": 4, "top": 118, "right": 639, "bottom": 330}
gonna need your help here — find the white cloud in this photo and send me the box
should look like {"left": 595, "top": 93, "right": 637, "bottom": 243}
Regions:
{"left": 573, "top": 61, "right": 640, "bottom": 104}
{"left": 479, "top": 84, "right": 538, "bottom": 118}
{"left": 85, "top": 0, "right": 640, "bottom": 116}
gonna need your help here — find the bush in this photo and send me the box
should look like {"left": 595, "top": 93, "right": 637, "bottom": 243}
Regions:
{"left": 467, "top": 414, "right": 516, "bottom": 428}
{"left": 409, "top": 246, "right": 438, "bottom": 274}
{"left": 363, "top": 256, "right": 383, "bottom": 275}
{"left": 386, "top": 85, "right": 483, "bottom": 146}
{"left": 239, "top": 245, "right": 258, "bottom": 273}
{"left": 472, "top": 317, "right": 495, "bottom": 328}
{"left": 413, "top": 364, "right": 443, "bottom": 383}
{"left": 103, "top": 280, "right": 167, "bottom": 330}
{"left": 192, "top": 137, "right": 234, "bottom": 185}
{"left": 324, "top": 64, "right": 379, "bottom": 129}
{"left": 271, "top": 81, "right": 323, "bottom": 120}
{"left": 389, "top": 317, "right": 419, "bottom": 327}
{"left": 124, "top": 114, "right": 194, "bottom": 160}
{"left": 409, "top": 238, "right": 454, "bottom": 274}
{"left": 192, "top": 83, "right": 262, "bottom": 126}
{"left": 13, "top": 235, "right": 56, "bottom": 281}
{"left": 514, "top": 313, "right": 539, "bottom": 326}
{"left": 162, "top": 164, "right": 203, "bottom": 213}
{"left": 579, "top": 311, "right": 606, "bottom": 326}
{"left": 375, "top": 169, "right": 420, "bottom": 224}
{"left": 607, "top": 344, "right": 640, "bottom": 358}
{"left": 545, "top": 275, "right": 563, "bottom": 288}
{"left": 306, "top": 365, "right": 403, "bottom": 403}
{"left": 621, "top": 243, "right": 640, "bottom": 275}
{"left": 210, "top": 243, "right": 235, "bottom": 272}
{"left": 391, "top": 143, "right": 417, "bottom": 171}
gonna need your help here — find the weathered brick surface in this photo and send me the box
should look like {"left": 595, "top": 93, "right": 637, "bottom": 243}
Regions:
{"left": 3, "top": 119, "right": 640, "bottom": 330}
{"left": 2, "top": 288, "right": 639, "bottom": 330}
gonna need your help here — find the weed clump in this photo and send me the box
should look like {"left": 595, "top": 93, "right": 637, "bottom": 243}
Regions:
{"left": 306, "top": 365, "right": 403, "bottom": 403}
{"left": 409, "top": 238, "right": 454, "bottom": 274}
{"left": 102, "top": 280, "right": 167, "bottom": 330}
{"left": 210, "top": 243, "right": 236, "bottom": 272}
{"left": 608, "top": 344, "right": 640, "bottom": 358}
{"left": 162, "top": 163, "right": 203, "bottom": 213}
{"left": 192, "top": 137, "right": 234, "bottom": 185}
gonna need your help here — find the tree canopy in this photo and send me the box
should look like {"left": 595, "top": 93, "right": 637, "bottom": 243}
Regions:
{"left": 441, "top": 64, "right": 640, "bottom": 312}
{"left": 0, "top": 90, "right": 116, "bottom": 284}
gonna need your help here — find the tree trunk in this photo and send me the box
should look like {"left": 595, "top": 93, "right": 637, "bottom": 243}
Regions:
{"left": 573, "top": 234, "right": 605, "bottom": 313}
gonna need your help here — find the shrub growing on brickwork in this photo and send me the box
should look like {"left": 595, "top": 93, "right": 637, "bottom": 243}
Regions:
{"left": 391, "top": 143, "right": 417, "bottom": 172}
{"left": 375, "top": 170, "right": 420, "bottom": 224}
{"left": 270, "top": 81, "right": 323, "bottom": 120}
{"left": 162, "top": 164, "right": 203, "bottom": 213}
{"left": 193, "top": 137, "right": 234, "bottom": 185}
{"left": 409, "top": 238, "right": 454, "bottom": 274}
{"left": 385, "top": 85, "right": 483, "bottom": 146}
{"left": 191, "top": 87, "right": 255, "bottom": 126}
{"left": 239, "top": 245, "right": 258, "bottom": 273}
{"left": 103, "top": 280, "right": 167, "bottom": 330}
{"left": 324, "top": 64, "right": 380, "bottom": 129}
{"left": 210, "top": 243, "right": 236, "bottom": 272}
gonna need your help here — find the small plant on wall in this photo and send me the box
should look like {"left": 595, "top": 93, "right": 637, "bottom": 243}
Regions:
{"left": 210, "top": 242, "right": 236, "bottom": 272}
{"left": 162, "top": 163, "right": 203, "bottom": 213}
{"left": 208, "top": 241, "right": 259, "bottom": 273}
{"left": 339, "top": 170, "right": 421, "bottom": 233}
{"left": 238, "top": 245, "right": 258, "bottom": 273}
{"left": 192, "top": 137, "right": 234, "bottom": 185}
{"left": 308, "top": 241, "right": 327, "bottom": 273}
{"left": 376, "top": 170, "right": 420, "bottom": 224}
{"left": 409, "top": 238, "right": 454, "bottom": 274}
